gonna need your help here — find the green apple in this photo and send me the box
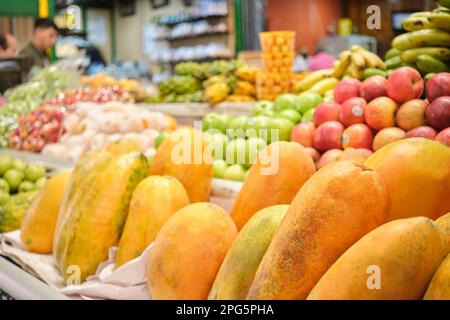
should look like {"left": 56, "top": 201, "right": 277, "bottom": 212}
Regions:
{"left": 223, "top": 164, "right": 247, "bottom": 182}
{"left": 246, "top": 116, "right": 270, "bottom": 141}
{"left": 252, "top": 100, "right": 274, "bottom": 116}
{"left": 155, "top": 132, "right": 171, "bottom": 148}
{"left": 213, "top": 159, "right": 228, "bottom": 179}
{"left": 297, "top": 92, "right": 323, "bottom": 114}
{"left": 12, "top": 159, "right": 27, "bottom": 172}
{"left": 0, "top": 191, "right": 10, "bottom": 205}
{"left": 278, "top": 109, "right": 302, "bottom": 124}
{"left": 4, "top": 169, "right": 24, "bottom": 191}
{"left": 24, "top": 163, "right": 47, "bottom": 182}
{"left": 246, "top": 137, "right": 267, "bottom": 167}
{"left": 274, "top": 94, "right": 299, "bottom": 112}
{"left": 0, "top": 155, "right": 13, "bottom": 176}
{"left": 202, "top": 112, "right": 219, "bottom": 131}
{"left": 207, "top": 114, "right": 232, "bottom": 134}
{"left": 0, "top": 178, "right": 10, "bottom": 194}
{"left": 35, "top": 176, "right": 48, "bottom": 190}
{"left": 268, "top": 117, "right": 295, "bottom": 143}
{"left": 225, "top": 138, "right": 248, "bottom": 165}
{"left": 301, "top": 108, "right": 315, "bottom": 123}
{"left": 19, "top": 181, "right": 35, "bottom": 193}
{"left": 227, "top": 116, "right": 249, "bottom": 139}
{"left": 204, "top": 132, "right": 228, "bottom": 160}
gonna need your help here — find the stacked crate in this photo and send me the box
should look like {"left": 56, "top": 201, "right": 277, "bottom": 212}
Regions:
{"left": 256, "top": 32, "right": 296, "bottom": 101}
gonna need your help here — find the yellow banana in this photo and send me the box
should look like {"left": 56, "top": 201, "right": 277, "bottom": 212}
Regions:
{"left": 404, "top": 12, "right": 450, "bottom": 32}
{"left": 309, "top": 77, "right": 339, "bottom": 95}
{"left": 347, "top": 61, "right": 365, "bottom": 80}
{"left": 332, "top": 50, "right": 352, "bottom": 78}
{"left": 392, "top": 29, "right": 450, "bottom": 50}
{"left": 350, "top": 51, "right": 366, "bottom": 69}
{"left": 354, "top": 47, "right": 386, "bottom": 70}
{"left": 294, "top": 69, "right": 333, "bottom": 92}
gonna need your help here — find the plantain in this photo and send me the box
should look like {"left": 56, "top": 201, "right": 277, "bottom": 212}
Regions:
{"left": 293, "top": 69, "right": 333, "bottom": 92}
{"left": 401, "top": 47, "right": 450, "bottom": 62}
{"left": 332, "top": 50, "right": 352, "bottom": 78}
{"left": 309, "top": 78, "right": 339, "bottom": 95}
{"left": 392, "top": 29, "right": 450, "bottom": 50}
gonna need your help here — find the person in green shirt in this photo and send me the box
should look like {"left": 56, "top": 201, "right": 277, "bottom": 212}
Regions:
{"left": 19, "top": 18, "right": 58, "bottom": 74}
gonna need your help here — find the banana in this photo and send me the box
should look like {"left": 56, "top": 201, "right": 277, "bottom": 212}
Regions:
{"left": 385, "top": 56, "right": 403, "bottom": 70}
{"left": 429, "top": 12, "right": 450, "bottom": 31}
{"left": 332, "top": 50, "right": 352, "bottom": 78}
{"left": 402, "top": 16, "right": 434, "bottom": 31}
{"left": 309, "top": 77, "right": 339, "bottom": 95}
{"left": 385, "top": 48, "right": 402, "bottom": 60}
{"left": 436, "top": 0, "right": 450, "bottom": 10}
{"left": 354, "top": 47, "right": 386, "bottom": 70}
{"left": 350, "top": 51, "right": 366, "bottom": 69}
{"left": 347, "top": 61, "right": 365, "bottom": 80}
{"left": 403, "top": 12, "right": 450, "bottom": 32}
{"left": 416, "top": 54, "right": 449, "bottom": 73}
{"left": 392, "top": 29, "right": 450, "bottom": 51}
{"left": 401, "top": 47, "right": 450, "bottom": 62}
{"left": 293, "top": 69, "right": 333, "bottom": 92}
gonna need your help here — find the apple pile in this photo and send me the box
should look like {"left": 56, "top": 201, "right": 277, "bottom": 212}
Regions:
{"left": 0, "top": 155, "right": 47, "bottom": 205}
{"left": 291, "top": 67, "right": 450, "bottom": 169}
{"left": 9, "top": 106, "right": 65, "bottom": 153}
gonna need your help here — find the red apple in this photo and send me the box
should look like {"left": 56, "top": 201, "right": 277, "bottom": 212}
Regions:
{"left": 356, "top": 148, "right": 373, "bottom": 157}
{"left": 290, "top": 123, "right": 315, "bottom": 147}
{"left": 341, "top": 124, "right": 373, "bottom": 149}
{"left": 372, "top": 127, "right": 406, "bottom": 151}
{"left": 396, "top": 99, "right": 428, "bottom": 131}
{"left": 365, "top": 97, "right": 399, "bottom": 130}
{"left": 313, "top": 121, "right": 344, "bottom": 152}
{"left": 339, "top": 97, "right": 367, "bottom": 127}
{"left": 426, "top": 72, "right": 450, "bottom": 102}
{"left": 317, "top": 149, "right": 344, "bottom": 169}
{"left": 313, "top": 102, "right": 341, "bottom": 127}
{"left": 426, "top": 96, "right": 450, "bottom": 131}
{"left": 436, "top": 128, "right": 450, "bottom": 146}
{"left": 405, "top": 126, "right": 437, "bottom": 140}
{"left": 333, "top": 78, "right": 361, "bottom": 104}
{"left": 305, "top": 147, "right": 321, "bottom": 163}
{"left": 359, "top": 76, "right": 388, "bottom": 102}
{"left": 387, "top": 67, "right": 424, "bottom": 104}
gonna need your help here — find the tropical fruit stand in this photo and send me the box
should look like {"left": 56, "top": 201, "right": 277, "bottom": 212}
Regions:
{"left": 0, "top": 2, "right": 449, "bottom": 301}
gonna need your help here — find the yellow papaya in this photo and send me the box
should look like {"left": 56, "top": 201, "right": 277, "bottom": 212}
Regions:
{"left": 436, "top": 212, "right": 450, "bottom": 257}
{"left": 308, "top": 217, "right": 443, "bottom": 300}
{"left": 209, "top": 205, "right": 288, "bottom": 300}
{"left": 21, "top": 172, "right": 72, "bottom": 254}
{"left": 424, "top": 253, "right": 450, "bottom": 300}
{"left": 247, "top": 161, "right": 387, "bottom": 300}
{"left": 115, "top": 176, "right": 190, "bottom": 267}
{"left": 54, "top": 152, "right": 148, "bottom": 282}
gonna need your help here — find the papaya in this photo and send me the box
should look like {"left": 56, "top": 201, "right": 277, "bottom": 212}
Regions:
{"left": 106, "top": 138, "right": 142, "bottom": 155}
{"left": 209, "top": 205, "right": 288, "bottom": 300}
{"left": 115, "top": 175, "right": 190, "bottom": 267}
{"left": 54, "top": 152, "right": 148, "bottom": 282}
{"left": 20, "top": 172, "right": 72, "bottom": 253}
{"left": 365, "top": 138, "right": 450, "bottom": 221}
{"left": 231, "top": 141, "right": 316, "bottom": 230}
{"left": 247, "top": 161, "right": 387, "bottom": 300}
{"left": 424, "top": 253, "right": 450, "bottom": 300}
{"left": 147, "top": 203, "right": 237, "bottom": 300}
{"left": 150, "top": 128, "right": 213, "bottom": 203}
{"left": 0, "top": 191, "right": 39, "bottom": 233}
{"left": 436, "top": 212, "right": 450, "bottom": 256}
{"left": 308, "top": 217, "right": 443, "bottom": 300}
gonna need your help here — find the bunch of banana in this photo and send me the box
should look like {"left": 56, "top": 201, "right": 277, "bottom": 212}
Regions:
{"left": 293, "top": 69, "right": 334, "bottom": 93}
{"left": 402, "top": 11, "right": 450, "bottom": 32}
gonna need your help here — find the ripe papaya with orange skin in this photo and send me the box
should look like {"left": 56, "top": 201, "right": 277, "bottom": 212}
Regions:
{"left": 436, "top": 212, "right": 450, "bottom": 256}
{"left": 150, "top": 128, "right": 213, "bottom": 203}
{"left": 209, "top": 205, "right": 289, "bottom": 300}
{"left": 115, "top": 175, "right": 190, "bottom": 267}
{"left": 424, "top": 253, "right": 450, "bottom": 300}
{"left": 364, "top": 138, "right": 450, "bottom": 221}
{"left": 308, "top": 217, "right": 443, "bottom": 300}
{"left": 147, "top": 203, "right": 237, "bottom": 300}
{"left": 231, "top": 141, "right": 316, "bottom": 231}
{"left": 247, "top": 161, "right": 387, "bottom": 300}
{"left": 54, "top": 152, "right": 148, "bottom": 282}
{"left": 21, "top": 172, "right": 72, "bottom": 254}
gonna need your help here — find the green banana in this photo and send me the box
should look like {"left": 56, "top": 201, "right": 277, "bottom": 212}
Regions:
{"left": 363, "top": 68, "right": 386, "bottom": 79}
{"left": 401, "top": 47, "right": 450, "bottom": 62}
{"left": 392, "top": 29, "right": 450, "bottom": 50}
{"left": 416, "top": 54, "right": 449, "bottom": 73}
{"left": 385, "top": 48, "right": 402, "bottom": 60}
{"left": 403, "top": 12, "right": 450, "bottom": 32}
{"left": 385, "top": 56, "right": 403, "bottom": 70}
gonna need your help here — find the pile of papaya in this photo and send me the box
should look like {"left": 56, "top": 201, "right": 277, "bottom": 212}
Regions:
{"left": 385, "top": 5, "right": 450, "bottom": 79}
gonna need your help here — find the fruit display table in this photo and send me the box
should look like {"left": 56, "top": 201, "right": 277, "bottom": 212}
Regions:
{"left": 0, "top": 150, "right": 74, "bottom": 174}
{"left": 140, "top": 102, "right": 254, "bottom": 126}
{"left": 0, "top": 256, "right": 68, "bottom": 300}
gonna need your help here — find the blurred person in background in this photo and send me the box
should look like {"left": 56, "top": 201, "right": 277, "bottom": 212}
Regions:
{"left": 20, "top": 18, "right": 58, "bottom": 73}
{"left": 0, "top": 31, "right": 20, "bottom": 94}
{"left": 0, "top": 31, "right": 17, "bottom": 57}
{"left": 308, "top": 46, "right": 336, "bottom": 71}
